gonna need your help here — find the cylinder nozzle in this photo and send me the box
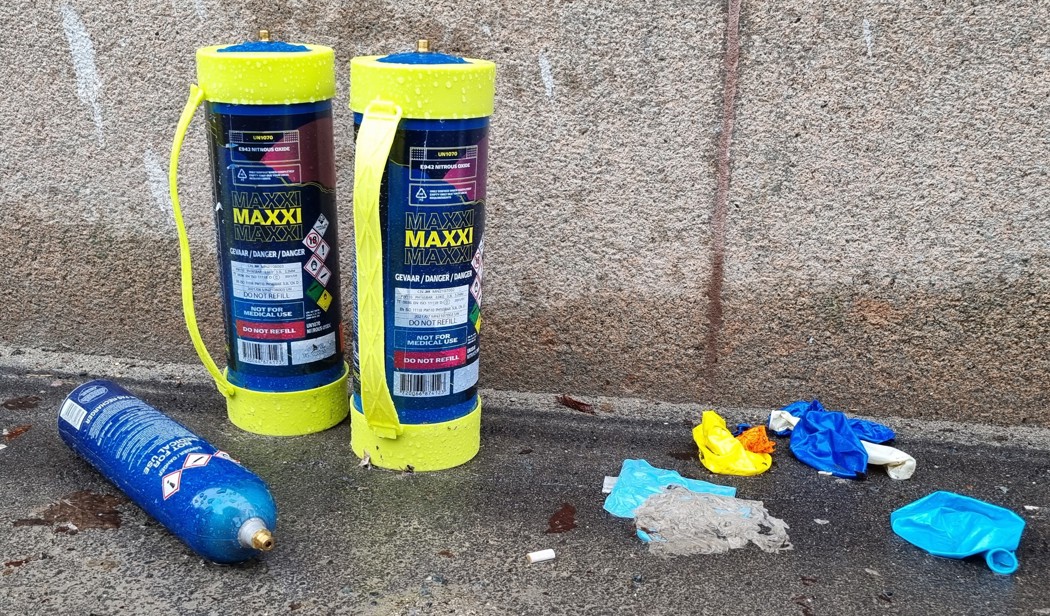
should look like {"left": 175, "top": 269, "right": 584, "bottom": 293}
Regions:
{"left": 251, "top": 528, "right": 275, "bottom": 551}
{"left": 238, "top": 517, "right": 275, "bottom": 552}
{"left": 259, "top": 29, "right": 271, "bottom": 42}
{"left": 417, "top": 39, "right": 430, "bottom": 53}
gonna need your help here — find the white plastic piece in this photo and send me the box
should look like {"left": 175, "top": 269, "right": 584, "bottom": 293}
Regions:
{"left": 862, "top": 441, "right": 916, "bottom": 480}
{"left": 526, "top": 549, "right": 556, "bottom": 564}
{"left": 817, "top": 471, "right": 833, "bottom": 476}
{"left": 768, "top": 410, "right": 800, "bottom": 433}
{"left": 814, "top": 519, "right": 830, "bottom": 525}
{"left": 602, "top": 476, "right": 618, "bottom": 494}
{"left": 1024, "top": 505, "right": 1040, "bottom": 512}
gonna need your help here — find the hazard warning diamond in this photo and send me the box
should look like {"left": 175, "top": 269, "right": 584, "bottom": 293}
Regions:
{"left": 470, "top": 278, "right": 482, "bottom": 305}
{"left": 313, "top": 214, "right": 329, "bottom": 236}
{"left": 317, "top": 289, "right": 333, "bottom": 311}
{"left": 303, "top": 229, "right": 323, "bottom": 252}
{"left": 314, "top": 238, "right": 330, "bottom": 261}
{"left": 214, "top": 450, "right": 240, "bottom": 464}
{"left": 305, "top": 255, "right": 332, "bottom": 286}
{"left": 304, "top": 255, "right": 331, "bottom": 287}
{"left": 306, "top": 280, "right": 325, "bottom": 302}
{"left": 471, "top": 242, "right": 484, "bottom": 272}
{"left": 183, "top": 452, "right": 211, "bottom": 469}
{"left": 316, "top": 265, "right": 332, "bottom": 286}
{"left": 162, "top": 470, "right": 182, "bottom": 500}
{"left": 305, "top": 255, "right": 325, "bottom": 279}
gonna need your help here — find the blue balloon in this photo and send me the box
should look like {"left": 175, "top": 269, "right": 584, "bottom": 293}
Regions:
{"left": 789, "top": 410, "right": 868, "bottom": 479}
{"left": 891, "top": 491, "right": 1025, "bottom": 575}
{"left": 775, "top": 399, "right": 896, "bottom": 443}
{"left": 847, "top": 417, "right": 896, "bottom": 444}
{"left": 603, "top": 459, "right": 736, "bottom": 519}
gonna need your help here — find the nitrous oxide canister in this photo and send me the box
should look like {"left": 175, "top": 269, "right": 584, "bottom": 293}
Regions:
{"left": 168, "top": 31, "right": 349, "bottom": 435}
{"left": 58, "top": 380, "right": 277, "bottom": 564}
{"left": 349, "top": 40, "right": 495, "bottom": 470}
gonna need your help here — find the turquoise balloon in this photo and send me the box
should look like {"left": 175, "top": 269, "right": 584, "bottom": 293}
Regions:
{"left": 891, "top": 491, "right": 1025, "bottom": 575}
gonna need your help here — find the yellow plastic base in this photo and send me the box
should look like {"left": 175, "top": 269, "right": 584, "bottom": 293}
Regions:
{"left": 226, "top": 364, "right": 350, "bottom": 436}
{"left": 350, "top": 399, "right": 481, "bottom": 471}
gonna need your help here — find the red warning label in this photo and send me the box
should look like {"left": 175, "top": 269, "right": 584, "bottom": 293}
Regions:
{"left": 236, "top": 320, "right": 305, "bottom": 340}
{"left": 394, "top": 347, "right": 467, "bottom": 369}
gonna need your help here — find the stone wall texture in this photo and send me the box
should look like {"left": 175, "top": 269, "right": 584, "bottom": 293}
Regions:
{"left": 1, "top": 0, "right": 1046, "bottom": 424}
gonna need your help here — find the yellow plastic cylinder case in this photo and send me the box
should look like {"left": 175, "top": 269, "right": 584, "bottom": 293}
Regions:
{"left": 168, "top": 35, "right": 348, "bottom": 436}
{"left": 196, "top": 43, "right": 336, "bottom": 105}
{"left": 349, "top": 43, "right": 495, "bottom": 470}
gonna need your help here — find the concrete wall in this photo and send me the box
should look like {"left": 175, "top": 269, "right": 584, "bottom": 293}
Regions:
{"left": 1, "top": 1, "right": 1046, "bottom": 424}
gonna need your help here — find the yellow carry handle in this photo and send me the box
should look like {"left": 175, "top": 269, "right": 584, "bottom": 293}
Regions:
{"left": 168, "top": 84, "right": 235, "bottom": 399}
{"left": 353, "top": 100, "right": 404, "bottom": 439}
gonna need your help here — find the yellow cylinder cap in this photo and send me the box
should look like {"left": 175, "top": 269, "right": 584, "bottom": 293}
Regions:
{"left": 350, "top": 46, "right": 495, "bottom": 119}
{"left": 196, "top": 39, "right": 336, "bottom": 105}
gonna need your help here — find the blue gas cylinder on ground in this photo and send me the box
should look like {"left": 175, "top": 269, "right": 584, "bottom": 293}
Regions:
{"left": 58, "top": 380, "right": 277, "bottom": 563}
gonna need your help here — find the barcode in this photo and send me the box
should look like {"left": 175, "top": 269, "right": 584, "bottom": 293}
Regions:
{"left": 238, "top": 340, "right": 288, "bottom": 366}
{"left": 394, "top": 371, "right": 450, "bottom": 397}
{"left": 59, "top": 399, "right": 88, "bottom": 430}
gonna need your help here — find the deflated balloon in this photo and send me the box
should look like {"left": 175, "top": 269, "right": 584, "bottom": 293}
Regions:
{"left": 779, "top": 399, "right": 896, "bottom": 443}
{"left": 737, "top": 425, "right": 775, "bottom": 454}
{"left": 891, "top": 491, "right": 1025, "bottom": 575}
{"left": 603, "top": 459, "right": 736, "bottom": 519}
{"left": 789, "top": 410, "right": 868, "bottom": 479}
{"left": 693, "top": 411, "right": 772, "bottom": 476}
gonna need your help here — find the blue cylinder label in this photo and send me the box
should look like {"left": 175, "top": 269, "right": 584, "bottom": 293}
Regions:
{"left": 207, "top": 101, "right": 344, "bottom": 392}
{"left": 353, "top": 117, "right": 488, "bottom": 423}
{"left": 59, "top": 383, "right": 222, "bottom": 497}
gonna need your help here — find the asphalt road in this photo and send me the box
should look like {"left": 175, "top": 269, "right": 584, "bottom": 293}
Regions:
{"left": 1, "top": 368, "right": 1048, "bottom": 615}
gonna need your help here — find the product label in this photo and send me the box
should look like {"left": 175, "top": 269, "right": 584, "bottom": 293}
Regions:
{"left": 57, "top": 382, "right": 254, "bottom": 526}
{"left": 208, "top": 103, "right": 343, "bottom": 388}
{"left": 351, "top": 119, "right": 488, "bottom": 416}
{"left": 69, "top": 392, "right": 210, "bottom": 480}
{"left": 394, "top": 286, "right": 469, "bottom": 328}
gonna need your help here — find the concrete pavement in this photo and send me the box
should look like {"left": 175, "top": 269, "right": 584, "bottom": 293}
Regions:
{"left": 1, "top": 367, "right": 1049, "bottom": 615}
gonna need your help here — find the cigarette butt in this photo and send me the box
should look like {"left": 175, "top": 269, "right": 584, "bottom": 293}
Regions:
{"left": 526, "top": 549, "right": 556, "bottom": 564}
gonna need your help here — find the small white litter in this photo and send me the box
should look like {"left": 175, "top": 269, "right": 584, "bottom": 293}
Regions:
{"left": 526, "top": 549, "right": 556, "bottom": 564}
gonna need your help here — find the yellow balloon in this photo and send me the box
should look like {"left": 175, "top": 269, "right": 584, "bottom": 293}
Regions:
{"left": 693, "top": 411, "right": 773, "bottom": 476}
